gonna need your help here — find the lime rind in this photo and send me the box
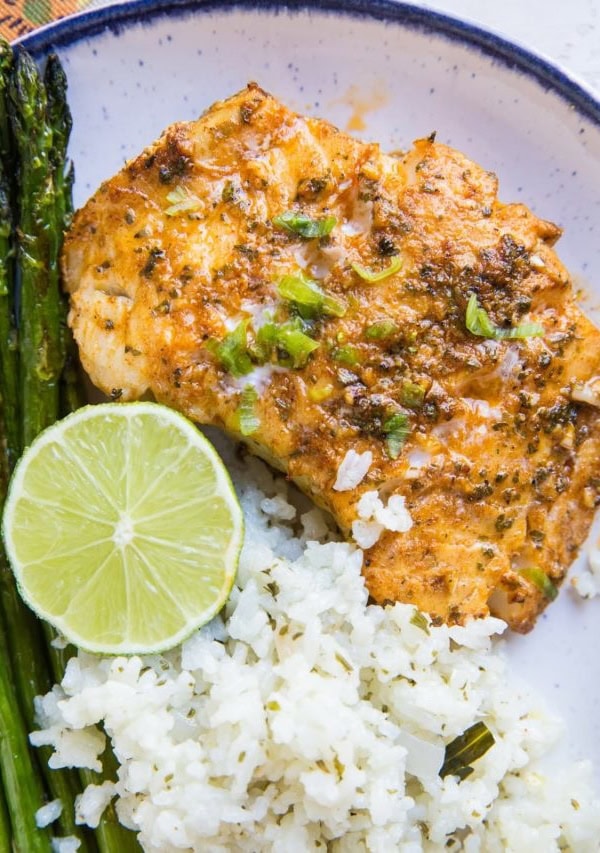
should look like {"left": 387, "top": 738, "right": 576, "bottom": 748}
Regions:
{"left": 2, "top": 402, "right": 244, "bottom": 655}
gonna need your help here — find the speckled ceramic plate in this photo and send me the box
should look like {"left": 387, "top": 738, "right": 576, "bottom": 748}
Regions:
{"left": 20, "top": 0, "right": 600, "bottom": 780}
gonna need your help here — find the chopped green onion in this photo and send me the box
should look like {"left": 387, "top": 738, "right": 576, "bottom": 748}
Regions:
{"left": 252, "top": 322, "right": 279, "bottom": 362}
{"left": 238, "top": 385, "right": 260, "bottom": 435}
{"left": 253, "top": 319, "right": 320, "bottom": 369}
{"left": 365, "top": 319, "right": 398, "bottom": 340}
{"left": 209, "top": 314, "right": 320, "bottom": 375}
{"left": 383, "top": 412, "right": 410, "bottom": 459}
{"left": 400, "top": 381, "right": 425, "bottom": 409}
{"left": 278, "top": 274, "right": 322, "bottom": 309}
{"left": 440, "top": 721, "right": 495, "bottom": 781}
{"left": 519, "top": 568, "right": 558, "bottom": 601}
{"left": 410, "top": 609, "right": 430, "bottom": 634}
{"left": 273, "top": 210, "right": 337, "bottom": 239}
{"left": 332, "top": 345, "right": 361, "bottom": 367}
{"left": 277, "top": 273, "right": 346, "bottom": 318}
{"left": 318, "top": 294, "right": 345, "bottom": 317}
{"left": 352, "top": 255, "right": 402, "bottom": 282}
{"left": 465, "top": 294, "right": 543, "bottom": 340}
{"left": 276, "top": 322, "right": 320, "bottom": 368}
{"left": 165, "top": 184, "right": 202, "bottom": 216}
{"left": 207, "top": 320, "right": 253, "bottom": 377}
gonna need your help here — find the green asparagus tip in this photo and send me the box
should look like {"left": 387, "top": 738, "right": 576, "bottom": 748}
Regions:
{"left": 44, "top": 54, "right": 73, "bottom": 159}
{"left": 12, "top": 47, "right": 47, "bottom": 126}
{"left": 0, "top": 37, "right": 12, "bottom": 61}
{"left": 0, "top": 44, "right": 12, "bottom": 78}
{"left": 0, "top": 40, "right": 14, "bottom": 162}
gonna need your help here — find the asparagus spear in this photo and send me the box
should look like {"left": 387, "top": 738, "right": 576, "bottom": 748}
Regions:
{"left": 0, "top": 46, "right": 54, "bottom": 850}
{"left": 9, "top": 47, "right": 65, "bottom": 448}
{"left": 0, "top": 412, "right": 43, "bottom": 850}
{"left": 0, "top": 35, "right": 53, "bottom": 752}
{"left": 0, "top": 609, "right": 51, "bottom": 852}
{"left": 44, "top": 53, "right": 86, "bottom": 417}
{"left": 0, "top": 40, "right": 20, "bottom": 473}
{"left": 44, "top": 53, "right": 73, "bottom": 417}
{"left": 44, "top": 54, "right": 72, "bottom": 229}
{"left": 0, "top": 783, "right": 11, "bottom": 853}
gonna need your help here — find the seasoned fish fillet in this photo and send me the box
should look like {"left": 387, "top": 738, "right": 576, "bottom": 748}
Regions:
{"left": 62, "top": 84, "right": 600, "bottom": 632}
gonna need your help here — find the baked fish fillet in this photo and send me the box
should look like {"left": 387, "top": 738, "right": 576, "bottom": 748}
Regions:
{"left": 62, "top": 84, "right": 600, "bottom": 632}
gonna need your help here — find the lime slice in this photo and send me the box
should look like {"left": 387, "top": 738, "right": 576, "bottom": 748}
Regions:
{"left": 2, "top": 402, "right": 243, "bottom": 655}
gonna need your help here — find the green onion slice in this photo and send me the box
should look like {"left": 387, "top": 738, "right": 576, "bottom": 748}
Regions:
{"left": 272, "top": 210, "right": 337, "bottom": 239}
{"left": 410, "top": 609, "right": 430, "bottom": 634}
{"left": 352, "top": 256, "right": 402, "bottom": 282}
{"left": 209, "top": 316, "right": 320, "bottom": 375}
{"left": 332, "top": 345, "right": 361, "bottom": 367}
{"left": 465, "top": 294, "right": 544, "bottom": 340}
{"left": 400, "top": 381, "right": 425, "bottom": 409}
{"left": 277, "top": 273, "right": 346, "bottom": 318}
{"left": 383, "top": 412, "right": 410, "bottom": 459}
{"left": 207, "top": 320, "right": 253, "bottom": 377}
{"left": 440, "top": 721, "right": 495, "bottom": 781}
{"left": 252, "top": 322, "right": 279, "bottom": 363}
{"left": 276, "top": 322, "right": 320, "bottom": 368}
{"left": 256, "top": 319, "right": 320, "bottom": 369}
{"left": 520, "top": 568, "right": 558, "bottom": 601}
{"left": 365, "top": 319, "right": 398, "bottom": 340}
{"left": 165, "top": 184, "right": 202, "bottom": 216}
{"left": 238, "top": 385, "right": 260, "bottom": 436}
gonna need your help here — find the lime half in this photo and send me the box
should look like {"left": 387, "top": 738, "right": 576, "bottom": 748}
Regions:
{"left": 2, "top": 403, "right": 243, "bottom": 654}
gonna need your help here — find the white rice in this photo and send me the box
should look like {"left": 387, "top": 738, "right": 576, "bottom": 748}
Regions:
{"left": 352, "top": 489, "right": 413, "bottom": 548}
{"left": 333, "top": 449, "right": 373, "bottom": 491}
{"left": 35, "top": 799, "right": 63, "bottom": 828}
{"left": 51, "top": 838, "right": 80, "bottom": 853}
{"left": 31, "top": 443, "right": 600, "bottom": 851}
{"left": 573, "top": 540, "right": 600, "bottom": 599}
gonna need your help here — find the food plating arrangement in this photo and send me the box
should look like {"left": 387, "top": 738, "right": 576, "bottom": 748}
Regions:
{"left": 0, "top": 5, "right": 599, "bottom": 848}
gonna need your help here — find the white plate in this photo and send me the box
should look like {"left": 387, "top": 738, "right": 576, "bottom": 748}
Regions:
{"left": 22, "top": 0, "right": 600, "bottom": 781}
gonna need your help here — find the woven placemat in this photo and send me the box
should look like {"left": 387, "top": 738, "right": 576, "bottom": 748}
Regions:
{"left": 0, "top": 0, "right": 97, "bottom": 41}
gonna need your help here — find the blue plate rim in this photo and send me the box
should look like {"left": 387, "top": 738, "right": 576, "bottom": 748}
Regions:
{"left": 15, "top": 0, "right": 600, "bottom": 130}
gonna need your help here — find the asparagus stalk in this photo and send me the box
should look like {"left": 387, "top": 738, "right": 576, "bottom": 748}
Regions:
{"left": 0, "top": 41, "right": 14, "bottom": 169}
{"left": 44, "top": 53, "right": 73, "bottom": 418}
{"left": 44, "top": 54, "right": 86, "bottom": 417}
{"left": 0, "top": 45, "right": 54, "bottom": 851}
{"left": 0, "top": 35, "right": 53, "bottom": 750}
{"left": 60, "top": 338, "right": 88, "bottom": 416}
{"left": 44, "top": 54, "right": 72, "bottom": 229}
{"left": 0, "top": 40, "right": 20, "bottom": 473}
{"left": 9, "top": 47, "right": 65, "bottom": 448}
{"left": 0, "top": 609, "right": 52, "bottom": 852}
{"left": 0, "top": 397, "right": 28, "bottom": 853}
{"left": 0, "top": 783, "right": 11, "bottom": 853}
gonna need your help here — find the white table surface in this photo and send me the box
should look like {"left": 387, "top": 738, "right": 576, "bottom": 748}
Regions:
{"left": 420, "top": 0, "right": 600, "bottom": 94}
